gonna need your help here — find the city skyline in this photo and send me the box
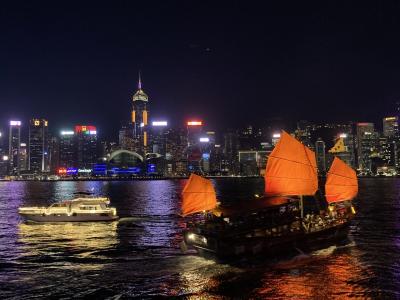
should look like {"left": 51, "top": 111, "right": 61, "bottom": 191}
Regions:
{"left": 2, "top": 2, "right": 400, "bottom": 137}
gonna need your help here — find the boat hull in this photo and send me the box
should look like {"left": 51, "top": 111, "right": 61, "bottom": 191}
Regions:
{"left": 183, "top": 222, "right": 350, "bottom": 260}
{"left": 20, "top": 213, "right": 119, "bottom": 222}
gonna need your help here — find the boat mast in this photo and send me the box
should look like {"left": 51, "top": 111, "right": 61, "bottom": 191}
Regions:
{"left": 300, "top": 195, "right": 304, "bottom": 219}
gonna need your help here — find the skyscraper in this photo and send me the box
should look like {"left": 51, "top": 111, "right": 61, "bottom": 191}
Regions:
{"left": 48, "top": 135, "right": 59, "bottom": 175}
{"left": 75, "top": 125, "right": 98, "bottom": 169}
{"left": 131, "top": 74, "right": 149, "bottom": 154}
{"left": 19, "top": 143, "right": 28, "bottom": 171}
{"left": 119, "top": 121, "right": 136, "bottom": 152}
{"left": 315, "top": 138, "right": 326, "bottom": 173}
{"left": 151, "top": 121, "right": 168, "bottom": 156}
{"left": 8, "top": 120, "right": 21, "bottom": 175}
{"left": 59, "top": 130, "right": 76, "bottom": 169}
{"left": 28, "top": 118, "right": 49, "bottom": 173}
{"left": 356, "top": 122, "right": 375, "bottom": 170}
{"left": 163, "top": 128, "right": 187, "bottom": 176}
{"left": 383, "top": 116, "right": 399, "bottom": 138}
{"left": 187, "top": 121, "right": 203, "bottom": 173}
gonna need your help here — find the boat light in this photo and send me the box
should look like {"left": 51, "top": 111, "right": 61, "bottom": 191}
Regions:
{"left": 187, "top": 233, "right": 195, "bottom": 241}
{"left": 199, "top": 137, "right": 210, "bottom": 143}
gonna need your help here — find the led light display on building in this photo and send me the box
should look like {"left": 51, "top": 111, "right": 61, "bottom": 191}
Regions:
{"left": 93, "top": 164, "right": 107, "bottom": 176}
{"left": 187, "top": 121, "right": 202, "bottom": 126}
{"left": 385, "top": 117, "right": 397, "bottom": 121}
{"left": 10, "top": 121, "right": 21, "bottom": 126}
{"left": 75, "top": 125, "right": 97, "bottom": 134}
{"left": 152, "top": 121, "right": 168, "bottom": 126}
{"left": 58, "top": 167, "right": 67, "bottom": 174}
{"left": 66, "top": 168, "right": 78, "bottom": 175}
{"left": 61, "top": 131, "right": 74, "bottom": 135}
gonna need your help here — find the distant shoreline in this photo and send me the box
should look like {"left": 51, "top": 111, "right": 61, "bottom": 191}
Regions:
{"left": 0, "top": 175, "right": 261, "bottom": 182}
{"left": 0, "top": 175, "right": 395, "bottom": 182}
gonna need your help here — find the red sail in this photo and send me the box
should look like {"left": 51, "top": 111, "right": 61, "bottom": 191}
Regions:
{"left": 325, "top": 157, "right": 358, "bottom": 203}
{"left": 182, "top": 174, "right": 217, "bottom": 216}
{"left": 265, "top": 131, "right": 318, "bottom": 196}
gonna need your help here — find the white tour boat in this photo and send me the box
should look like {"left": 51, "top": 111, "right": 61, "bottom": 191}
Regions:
{"left": 19, "top": 193, "right": 119, "bottom": 222}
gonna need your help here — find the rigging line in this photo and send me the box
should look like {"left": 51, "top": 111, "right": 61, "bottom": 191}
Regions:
{"left": 267, "top": 154, "right": 318, "bottom": 169}
{"left": 327, "top": 172, "right": 357, "bottom": 180}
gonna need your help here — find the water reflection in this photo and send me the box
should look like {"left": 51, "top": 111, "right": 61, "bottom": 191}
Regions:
{"left": 251, "top": 247, "right": 367, "bottom": 298}
{"left": 0, "top": 179, "right": 399, "bottom": 298}
{"left": 18, "top": 222, "right": 118, "bottom": 261}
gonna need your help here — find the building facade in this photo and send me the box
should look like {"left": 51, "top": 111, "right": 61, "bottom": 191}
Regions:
{"left": 383, "top": 116, "right": 399, "bottom": 138}
{"left": 131, "top": 75, "right": 149, "bottom": 154}
{"left": 315, "top": 138, "right": 326, "bottom": 173}
{"left": 75, "top": 125, "right": 98, "bottom": 169}
{"left": 8, "top": 120, "right": 21, "bottom": 175}
{"left": 28, "top": 118, "right": 49, "bottom": 173}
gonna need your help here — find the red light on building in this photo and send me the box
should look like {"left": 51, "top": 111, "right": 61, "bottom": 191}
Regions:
{"left": 58, "top": 167, "right": 67, "bottom": 175}
{"left": 187, "top": 121, "right": 203, "bottom": 126}
{"left": 75, "top": 125, "right": 97, "bottom": 134}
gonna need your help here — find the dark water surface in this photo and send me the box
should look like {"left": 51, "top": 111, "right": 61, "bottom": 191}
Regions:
{"left": 0, "top": 178, "right": 398, "bottom": 299}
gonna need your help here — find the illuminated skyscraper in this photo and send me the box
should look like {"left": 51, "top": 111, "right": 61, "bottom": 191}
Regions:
{"left": 119, "top": 121, "right": 136, "bottom": 152}
{"left": 151, "top": 121, "right": 168, "bottom": 156}
{"left": 315, "top": 138, "right": 326, "bottom": 173}
{"left": 28, "top": 118, "right": 49, "bottom": 173}
{"left": 0, "top": 131, "right": 7, "bottom": 176}
{"left": 8, "top": 120, "right": 21, "bottom": 175}
{"left": 19, "top": 143, "right": 28, "bottom": 171}
{"left": 75, "top": 125, "right": 98, "bottom": 169}
{"left": 48, "top": 135, "right": 59, "bottom": 175}
{"left": 59, "top": 130, "right": 76, "bottom": 169}
{"left": 383, "top": 116, "right": 399, "bottom": 138}
{"left": 0, "top": 131, "right": 4, "bottom": 156}
{"left": 356, "top": 122, "right": 375, "bottom": 170}
{"left": 223, "top": 130, "right": 239, "bottom": 175}
{"left": 131, "top": 74, "right": 149, "bottom": 154}
{"left": 187, "top": 121, "right": 203, "bottom": 173}
{"left": 165, "top": 128, "right": 188, "bottom": 176}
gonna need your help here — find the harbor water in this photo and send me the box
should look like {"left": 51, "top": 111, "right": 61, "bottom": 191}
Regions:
{"left": 0, "top": 178, "right": 399, "bottom": 299}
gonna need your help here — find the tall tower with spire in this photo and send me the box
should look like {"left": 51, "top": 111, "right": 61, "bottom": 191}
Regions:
{"left": 131, "top": 73, "right": 149, "bottom": 154}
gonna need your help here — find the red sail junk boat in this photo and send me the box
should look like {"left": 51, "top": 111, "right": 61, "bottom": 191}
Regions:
{"left": 180, "top": 131, "right": 358, "bottom": 259}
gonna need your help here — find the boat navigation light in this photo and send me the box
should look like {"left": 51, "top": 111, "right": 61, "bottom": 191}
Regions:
{"left": 187, "top": 233, "right": 195, "bottom": 241}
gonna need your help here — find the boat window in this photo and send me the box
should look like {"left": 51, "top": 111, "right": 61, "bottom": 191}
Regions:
{"left": 51, "top": 203, "right": 67, "bottom": 207}
{"left": 79, "top": 205, "right": 98, "bottom": 210}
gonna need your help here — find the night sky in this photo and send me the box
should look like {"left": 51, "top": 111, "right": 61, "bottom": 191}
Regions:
{"left": 1, "top": 1, "right": 400, "bottom": 139}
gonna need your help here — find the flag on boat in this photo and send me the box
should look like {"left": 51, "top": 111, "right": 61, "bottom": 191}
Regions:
{"left": 325, "top": 157, "right": 358, "bottom": 203}
{"left": 181, "top": 173, "right": 217, "bottom": 216}
{"left": 265, "top": 131, "right": 318, "bottom": 197}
